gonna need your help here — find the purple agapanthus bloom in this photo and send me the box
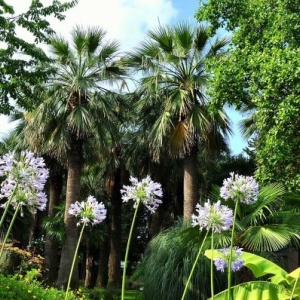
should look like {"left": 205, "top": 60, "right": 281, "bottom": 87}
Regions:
{"left": 69, "top": 195, "right": 107, "bottom": 226}
{"left": 0, "top": 151, "right": 49, "bottom": 215}
{"left": 192, "top": 200, "right": 233, "bottom": 233}
{"left": 121, "top": 176, "right": 163, "bottom": 213}
{"left": 214, "top": 247, "right": 244, "bottom": 272}
{"left": 220, "top": 172, "right": 259, "bottom": 205}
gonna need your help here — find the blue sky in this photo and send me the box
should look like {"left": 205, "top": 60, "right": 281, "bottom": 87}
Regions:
{"left": 0, "top": 0, "right": 246, "bottom": 154}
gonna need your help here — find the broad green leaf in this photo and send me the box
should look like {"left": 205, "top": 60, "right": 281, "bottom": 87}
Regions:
{"left": 205, "top": 250, "right": 288, "bottom": 284}
{"left": 208, "top": 281, "right": 289, "bottom": 300}
{"left": 286, "top": 267, "right": 300, "bottom": 297}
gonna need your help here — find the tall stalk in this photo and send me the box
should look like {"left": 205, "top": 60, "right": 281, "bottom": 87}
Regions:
{"left": 0, "top": 202, "right": 21, "bottom": 260}
{"left": 121, "top": 200, "right": 141, "bottom": 300}
{"left": 211, "top": 232, "right": 214, "bottom": 300}
{"left": 65, "top": 222, "right": 86, "bottom": 300}
{"left": 181, "top": 230, "right": 209, "bottom": 300}
{"left": 0, "top": 183, "right": 19, "bottom": 231}
{"left": 227, "top": 199, "right": 239, "bottom": 300}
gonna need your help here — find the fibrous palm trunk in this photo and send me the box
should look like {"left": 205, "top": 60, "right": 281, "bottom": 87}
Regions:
{"left": 183, "top": 145, "right": 199, "bottom": 219}
{"left": 56, "top": 140, "right": 82, "bottom": 289}
{"left": 84, "top": 241, "right": 94, "bottom": 288}
{"left": 96, "top": 235, "right": 109, "bottom": 287}
{"left": 44, "top": 172, "right": 63, "bottom": 284}
{"left": 107, "top": 168, "right": 122, "bottom": 288}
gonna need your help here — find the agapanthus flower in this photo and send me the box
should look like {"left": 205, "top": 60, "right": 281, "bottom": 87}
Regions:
{"left": 220, "top": 172, "right": 259, "bottom": 205}
{"left": 68, "top": 195, "right": 107, "bottom": 226}
{"left": 0, "top": 151, "right": 49, "bottom": 214}
{"left": 214, "top": 247, "right": 244, "bottom": 272}
{"left": 120, "top": 176, "right": 163, "bottom": 213}
{"left": 191, "top": 200, "right": 233, "bottom": 233}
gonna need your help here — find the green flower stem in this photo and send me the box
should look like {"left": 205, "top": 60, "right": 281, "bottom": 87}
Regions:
{"left": 181, "top": 230, "right": 209, "bottom": 300}
{"left": 65, "top": 222, "right": 86, "bottom": 300}
{"left": 121, "top": 200, "right": 141, "bottom": 300}
{"left": 211, "top": 231, "right": 214, "bottom": 300}
{"left": 227, "top": 199, "right": 239, "bottom": 300}
{"left": 290, "top": 272, "right": 300, "bottom": 300}
{"left": 0, "top": 202, "right": 21, "bottom": 261}
{"left": 0, "top": 182, "right": 19, "bottom": 231}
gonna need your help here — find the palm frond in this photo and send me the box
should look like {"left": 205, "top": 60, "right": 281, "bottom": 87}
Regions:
{"left": 241, "top": 225, "right": 297, "bottom": 252}
{"left": 241, "top": 183, "right": 285, "bottom": 226}
{"left": 148, "top": 24, "right": 173, "bottom": 54}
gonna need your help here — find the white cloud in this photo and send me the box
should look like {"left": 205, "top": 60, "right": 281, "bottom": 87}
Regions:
{"left": 52, "top": 0, "right": 178, "bottom": 50}
{"left": 10, "top": 0, "right": 178, "bottom": 51}
{"left": 0, "top": 115, "right": 17, "bottom": 140}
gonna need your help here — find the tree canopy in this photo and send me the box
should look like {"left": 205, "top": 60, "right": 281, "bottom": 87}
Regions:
{"left": 196, "top": 0, "right": 300, "bottom": 190}
{"left": 0, "top": 0, "right": 78, "bottom": 114}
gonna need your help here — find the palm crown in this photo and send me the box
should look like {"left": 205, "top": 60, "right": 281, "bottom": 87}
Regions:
{"left": 125, "top": 22, "right": 231, "bottom": 158}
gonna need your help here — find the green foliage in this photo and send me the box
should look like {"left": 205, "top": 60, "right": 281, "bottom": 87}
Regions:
{"left": 209, "top": 281, "right": 288, "bottom": 300}
{"left": 212, "top": 182, "right": 300, "bottom": 252}
{"left": 43, "top": 203, "right": 65, "bottom": 242}
{"left": 196, "top": 0, "right": 300, "bottom": 191}
{"left": 0, "top": 273, "right": 80, "bottom": 300}
{"left": 205, "top": 250, "right": 300, "bottom": 299}
{"left": 88, "top": 288, "right": 143, "bottom": 300}
{"left": 0, "top": 243, "right": 44, "bottom": 276}
{"left": 0, "top": 0, "right": 78, "bottom": 113}
{"left": 133, "top": 220, "right": 229, "bottom": 300}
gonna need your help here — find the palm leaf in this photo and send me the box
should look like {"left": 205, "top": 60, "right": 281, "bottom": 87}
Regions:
{"left": 241, "top": 183, "right": 285, "bottom": 226}
{"left": 241, "top": 225, "right": 294, "bottom": 252}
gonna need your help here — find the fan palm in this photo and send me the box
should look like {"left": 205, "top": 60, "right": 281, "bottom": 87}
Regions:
{"left": 125, "top": 22, "right": 231, "bottom": 218}
{"left": 25, "top": 26, "right": 127, "bottom": 288}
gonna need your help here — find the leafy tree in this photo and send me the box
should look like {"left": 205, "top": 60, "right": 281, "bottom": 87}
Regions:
{"left": 0, "top": 0, "right": 78, "bottom": 114}
{"left": 124, "top": 22, "right": 231, "bottom": 218}
{"left": 196, "top": 0, "right": 300, "bottom": 190}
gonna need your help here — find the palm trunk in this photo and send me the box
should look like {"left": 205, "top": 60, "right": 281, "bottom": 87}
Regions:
{"left": 149, "top": 205, "right": 164, "bottom": 238}
{"left": 107, "top": 168, "right": 122, "bottom": 288}
{"left": 44, "top": 172, "right": 63, "bottom": 284}
{"left": 96, "top": 235, "right": 110, "bottom": 287}
{"left": 84, "top": 241, "right": 94, "bottom": 288}
{"left": 183, "top": 145, "right": 199, "bottom": 219}
{"left": 56, "top": 140, "right": 82, "bottom": 289}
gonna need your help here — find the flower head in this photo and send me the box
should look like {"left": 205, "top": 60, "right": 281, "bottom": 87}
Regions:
{"left": 220, "top": 172, "right": 259, "bottom": 205}
{"left": 0, "top": 151, "right": 49, "bottom": 214}
{"left": 214, "top": 247, "right": 244, "bottom": 272}
{"left": 120, "top": 176, "right": 163, "bottom": 213}
{"left": 192, "top": 200, "right": 233, "bottom": 233}
{"left": 68, "top": 195, "right": 107, "bottom": 226}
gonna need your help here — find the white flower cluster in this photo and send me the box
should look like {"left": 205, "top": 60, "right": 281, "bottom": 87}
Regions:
{"left": 121, "top": 176, "right": 163, "bottom": 213}
{"left": 192, "top": 200, "right": 233, "bottom": 233}
{"left": 0, "top": 151, "right": 49, "bottom": 214}
{"left": 220, "top": 172, "right": 259, "bottom": 205}
{"left": 68, "top": 195, "right": 107, "bottom": 226}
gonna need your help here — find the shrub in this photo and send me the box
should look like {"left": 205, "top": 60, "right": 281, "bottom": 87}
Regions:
{"left": 0, "top": 243, "right": 44, "bottom": 276}
{"left": 0, "top": 273, "right": 81, "bottom": 300}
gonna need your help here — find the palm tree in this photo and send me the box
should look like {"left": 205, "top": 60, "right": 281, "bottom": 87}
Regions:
{"left": 27, "top": 26, "right": 127, "bottom": 289}
{"left": 125, "top": 22, "right": 231, "bottom": 218}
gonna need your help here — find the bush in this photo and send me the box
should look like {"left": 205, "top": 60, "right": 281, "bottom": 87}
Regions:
{"left": 0, "top": 243, "right": 44, "bottom": 276}
{"left": 0, "top": 273, "right": 82, "bottom": 300}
